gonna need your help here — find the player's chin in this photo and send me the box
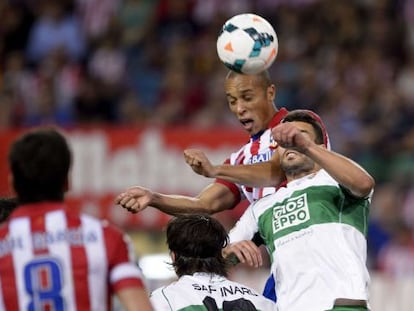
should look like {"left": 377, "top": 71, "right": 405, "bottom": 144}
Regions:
{"left": 248, "top": 126, "right": 262, "bottom": 136}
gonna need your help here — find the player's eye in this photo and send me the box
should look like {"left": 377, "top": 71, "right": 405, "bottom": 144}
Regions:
{"left": 227, "top": 95, "right": 237, "bottom": 105}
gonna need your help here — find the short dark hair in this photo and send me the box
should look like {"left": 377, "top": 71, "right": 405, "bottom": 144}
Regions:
{"left": 8, "top": 127, "right": 72, "bottom": 204}
{"left": 166, "top": 214, "right": 229, "bottom": 277}
{"left": 282, "top": 110, "right": 325, "bottom": 145}
{"left": 0, "top": 197, "right": 18, "bottom": 223}
{"left": 226, "top": 69, "right": 272, "bottom": 89}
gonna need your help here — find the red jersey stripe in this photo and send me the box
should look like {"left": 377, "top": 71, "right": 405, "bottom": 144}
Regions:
{"left": 31, "top": 212, "right": 48, "bottom": 257}
{"left": 249, "top": 136, "right": 261, "bottom": 158}
{"left": 0, "top": 226, "right": 19, "bottom": 310}
{"left": 66, "top": 211, "right": 91, "bottom": 310}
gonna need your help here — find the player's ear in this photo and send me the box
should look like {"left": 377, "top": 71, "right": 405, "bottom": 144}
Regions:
{"left": 170, "top": 251, "right": 176, "bottom": 262}
{"left": 267, "top": 84, "right": 276, "bottom": 102}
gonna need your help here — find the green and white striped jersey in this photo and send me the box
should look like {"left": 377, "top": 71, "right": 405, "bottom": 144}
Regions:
{"left": 229, "top": 169, "right": 372, "bottom": 311}
{"left": 150, "top": 273, "right": 276, "bottom": 311}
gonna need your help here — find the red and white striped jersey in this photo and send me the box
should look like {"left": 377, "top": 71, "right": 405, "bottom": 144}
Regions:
{"left": 216, "top": 108, "right": 289, "bottom": 204}
{"left": 0, "top": 202, "right": 145, "bottom": 311}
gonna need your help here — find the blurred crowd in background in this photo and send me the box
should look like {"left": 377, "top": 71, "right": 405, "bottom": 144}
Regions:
{"left": 1, "top": 0, "right": 414, "bottom": 277}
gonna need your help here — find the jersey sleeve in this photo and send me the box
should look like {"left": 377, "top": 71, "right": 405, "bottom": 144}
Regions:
{"left": 103, "top": 222, "right": 146, "bottom": 292}
{"left": 228, "top": 203, "right": 259, "bottom": 243}
{"left": 214, "top": 178, "right": 242, "bottom": 206}
{"left": 214, "top": 157, "right": 242, "bottom": 206}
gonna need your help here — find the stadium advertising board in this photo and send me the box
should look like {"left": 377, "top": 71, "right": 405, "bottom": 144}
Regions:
{"left": 0, "top": 126, "right": 247, "bottom": 229}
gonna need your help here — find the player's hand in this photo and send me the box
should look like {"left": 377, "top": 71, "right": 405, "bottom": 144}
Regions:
{"left": 183, "top": 149, "right": 217, "bottom": 178}
{"left": 223, "top": 240, "right": 263, "bottom": 268}
{"left": 115, "top": 186, "right": 153, "bottom": 214}
{"left": 271, "top": 122, "right": 313, "bottom": 153}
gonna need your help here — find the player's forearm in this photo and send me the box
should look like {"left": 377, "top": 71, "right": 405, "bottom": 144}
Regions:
{"left": 305, "top": 145, "right": 375, "bottom": 197}
{"left": 214, "top": 162, "right": 284, "bottom": 187}
{"left": 148, "top": 183, "right": 237, "bottom": 216}
{"left": 150, "top": 193, "right": 216, "bottom": 216}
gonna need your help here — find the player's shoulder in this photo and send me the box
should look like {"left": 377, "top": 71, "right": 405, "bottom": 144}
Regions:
{"left": 76, "top": 212, "right": 126, "bottom": 237}
{"left": 150, "top": 286, "right": 164, "bottom": 299}
{"left": 0, "top": 223, "right": 8, "bottom": 237}
{"left": 149, "top": 286, "right": 171, "bottom": 311}
{"left": 250, "top": 192, "right": 280, "bottom": 214}
{"left": 313, "top": 169, "right": 338, "bottom": 186}
{"left": 150, "top": 279, "right": 179, "bottom": 301}
{"left": 79, "top": 212, "right": 111, "bottom": 226}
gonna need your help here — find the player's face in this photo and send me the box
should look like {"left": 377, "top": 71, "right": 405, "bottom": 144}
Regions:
{"left": 225, "top": 74, "right": 276, "bottom": 136}
{"left": 277, "top": 121, "right": 317, "bottom": 176}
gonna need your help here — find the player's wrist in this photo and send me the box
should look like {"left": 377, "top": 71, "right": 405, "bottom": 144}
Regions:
{"left": 150, "top": 192, "right": 163, "bottom": 207}
{"left": 302, "top": 142, "right": 321, "bottom": 157}
{"left": 209, "top": 165, "right": 222, "bottom": 178}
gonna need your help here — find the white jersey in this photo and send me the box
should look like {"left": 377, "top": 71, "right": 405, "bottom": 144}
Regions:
{"left": 215, "top": 109, "right": 288, "bottom": 204}
{"left": 150, "top": 273, "right": 276, "bottom": 311}
{"left": 229, "top": 170, "right": 372, "bottom": 311}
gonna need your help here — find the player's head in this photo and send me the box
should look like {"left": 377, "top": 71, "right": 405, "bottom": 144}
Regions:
{"left": 0, "top": 197, "right": 17, "bottom": 223}
{"left": 166, "top": 214, "right": 229, "bottom": 277}
{"left": 8, "top": 127, "right": 72, "bottom": 204}
{"left": 278, "top": 110, "right": 326, "bottom": 177}
{"left": 225, "top": 70, "right": 277, "bottom": 136}
{"left": 282, "top": 110, "right": 326, "bottom": 146}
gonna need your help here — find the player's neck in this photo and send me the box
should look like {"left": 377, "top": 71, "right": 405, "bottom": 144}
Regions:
{"left": 286, "top": 168, "right": 320, "bottom": 183}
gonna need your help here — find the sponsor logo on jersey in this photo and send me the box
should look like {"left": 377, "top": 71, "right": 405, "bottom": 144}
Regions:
{"left": 275, "top": 228, "right": 313, "bottom": 248}
{"left": 32, "top": 229, "right": 98, "bottom": 249}
{"left": 0, "top": 229, "right": 98, "bottom": 257}
{"left": 0, "top": 236, "right": 23, "bottom": 257}
{"left": 249, "top": 151, "right": 273, "bottom": 164}
{"left": 272, "top": 193, "right": 310, "bottom": 232}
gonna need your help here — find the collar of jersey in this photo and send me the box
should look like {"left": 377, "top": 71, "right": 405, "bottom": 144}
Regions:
{"left": 269, "top": 108, "right": 289, "bottom": 128}
{"left": 187, "top": 273, "right": 226, "bottom": 282}
{"left": 287, "top": 170, "right": 321, "bottom": 188}
{"left": 10, "top": 202, "right": 66, "bottom": 218}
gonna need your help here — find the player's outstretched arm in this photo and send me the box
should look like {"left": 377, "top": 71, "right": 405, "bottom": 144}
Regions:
{"left": 117, "top": 287, "right": 153, "bottom": 311}
{"left": 303, "top": 144, "right": 375, "bottom": 197}
{"left": 115, "top": 183, "right": 237, "bottom": 216}
{"left": 184, "top": 149, "right": 285, "bottom": 188}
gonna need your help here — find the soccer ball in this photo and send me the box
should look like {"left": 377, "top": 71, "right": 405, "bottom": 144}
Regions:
{"left": 217, "top": 13, "right": 278, "bottom": 75}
